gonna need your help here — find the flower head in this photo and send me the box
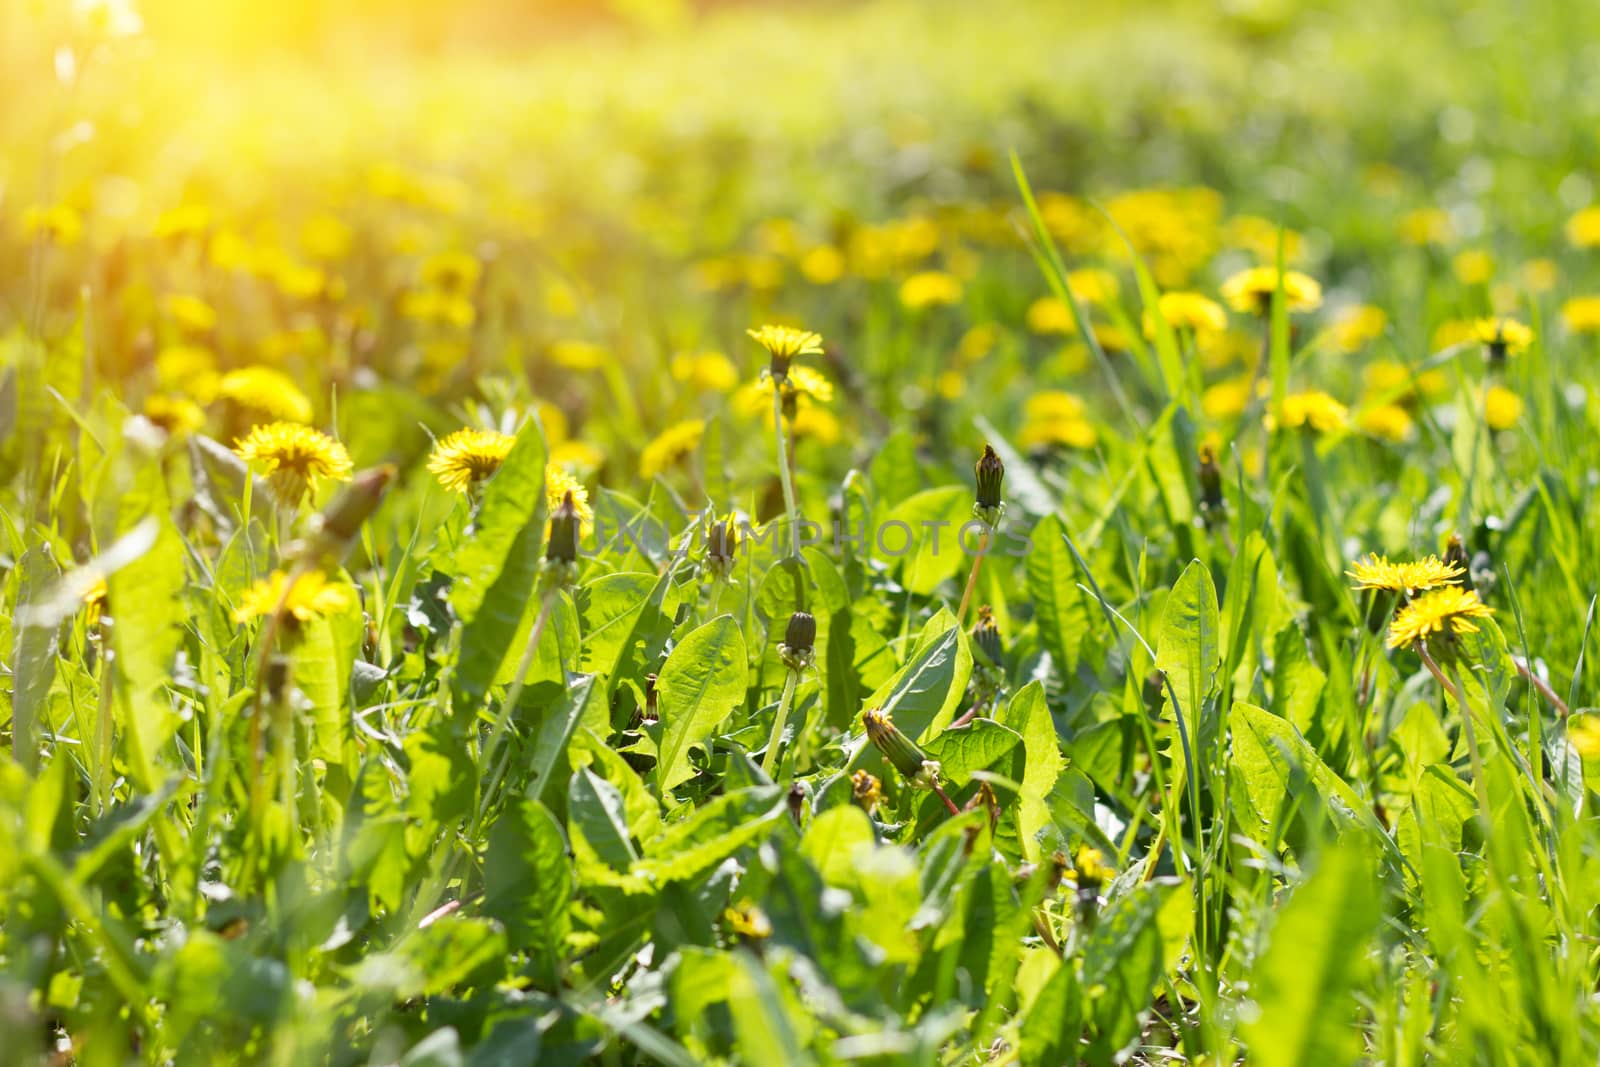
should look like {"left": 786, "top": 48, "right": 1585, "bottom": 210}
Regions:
{"left": 639, "top": 419, "right": 706, "bottom": 480}
{"left": 427, "top": 428, "right": 515, "bottom": 493}
{"left": 1147, "top": 291, "right": 1227, "bottom": 336}
{"left": 724, "top": 902, "right": 772, "bottom": 942}
{"left": 1472, "top": 317, "right": 1532, "bottom": 359}
{"left": 898, "top": 270, "right": 963, "bottom": 310}
{"left": 233, "top": 569, "right": 353, "bottom": 626}
{"left": 1483, "top": 385, "right": 1524, "bottom": 431}
{"left": 1221, "top": 267, "right": 1323, "bottom": 316}
{"left": 1346, "top": 554, "right": 1465, "bottom": 595}
{"left": 545, "top": 465, "right": 593, "bottom": 529}
{"left": 234, "top": 422, "right": 353, "bottom": 503}
{"left": 143, "top": 394, "right": 205, "bottom": 438}
{"left": 974, "top": 444, "right": 1005, "bottom": 524}
{"left": 851, "top": 770, "right": 884, "bottom": 815}
{"left": 1387, "top": 586, "right": 1494, "bottom": 650}
{"left": 82, "top": 576, "right": 109, "bottom": 627}
{"left": 1270, "top": 391, "right": 1347, "bottom": 434}
{"left": 1562, "top": 296, "right": 1600, "bottom": 334}
{"left": 219, "top": 366, "right": 314, "bottom": 425}
{"left": 747, "top": 324, "right": 823, "bottom": 380}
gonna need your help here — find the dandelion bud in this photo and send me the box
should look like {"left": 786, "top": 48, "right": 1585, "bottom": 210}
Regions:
{"left": 295, "top": 464, "right": 397, "bottom": 566}
{"left": 701, "top": 515, "right": 740, "bottom": 581}
{"left": 862, "top": 708, "right": 934, "bottom": 784}
{"left": 1444, "top": 534, "right": 1473, "bottom": 591}
{"left": 971, "top": 605, "right": 1003, "bottom": 668}
{"left": 787, "top": 781, "right": 807, "bottom": 826}
{"left": 1197, "top": 443, "right": 1225, "bottom": 520}
{"left": 974, "top": 444, "right": 1005, "bottom": 526}
{"left": 544, "top": 491, "right": 583, "bottom": 585}
{"left": 779, "top": 611, "right": 816, "bottom": 672}
{"left": 851, "top": 770, "right": 884, "bottom": 815}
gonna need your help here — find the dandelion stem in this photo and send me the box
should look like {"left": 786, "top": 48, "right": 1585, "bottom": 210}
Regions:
{"left": 1511, "top": 655, "right": 1572, "bottom": 718}
{"left": 956, "top": 524, "right": 991, "bottom": 623}
{"left": 760, "top": 670, "right": 800, "bottom": 778}
{"left": 772, "top": 386, "right": 802, "bottom": 562}
{"left": 932, "top": 782, "right": 961, "bottom": 816}
{"left": 1418, "top": 641, "right": 1493, "bottom": 816}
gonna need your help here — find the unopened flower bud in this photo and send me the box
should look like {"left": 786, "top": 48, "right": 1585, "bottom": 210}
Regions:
{"left": 863, "top": 708, "right": 932, "bottom": 783}
{"left": 779, "top": 611, "right": 816, "bottom": 672}
{"left": 971, "top": 605, "right": 1003, "bottom": 668}
{"left": 851, "top": 770, "right": 883, "bottom": 815}
{"left": 547, "top": 491, "right": 582, "bottom": 564}
{"left": 703, "top": 515, "right": 740, "bottom": 580}
{"left": 1197, "top": 443, "right": 1224, "bottom": 519}
{"left": 1444, "top": 533, "right": 1472, "bottom": 591}
{"left": 974, "top": 444, "right": 1006, "bottom": 526}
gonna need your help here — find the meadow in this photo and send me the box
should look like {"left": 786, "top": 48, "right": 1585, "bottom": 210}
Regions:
{"left": 5, "top": 0, "right": 1600, "bottom": 1063}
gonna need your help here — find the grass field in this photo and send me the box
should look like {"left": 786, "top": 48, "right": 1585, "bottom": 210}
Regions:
{"left": 6, "top": 0, "right": 1600, "bottom": 1063}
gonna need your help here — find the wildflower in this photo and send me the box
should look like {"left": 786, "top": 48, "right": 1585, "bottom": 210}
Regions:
{"left": 1224, "top": 215, "right": 1305, "bottom": 262}
{"left": 1347, "top": 554, "right": 1465, "bottom": 595}
{"left": 1019, "top": 417, "right": 1097, "bottom": 451}
{"left": 300, "top": 214, "right": 352, "bottom": 260}
{"left": 1398, "top": 208, "right": 1453, "bottom": 246}
{"left": 545, "top": 491, "right": 583, "bottom": 578}
{"left": 420, "top": 250, "right": 481, "bottom": 293}
{"left": 1569, "top": 715, "right": 1600, "bottom": 760}
{"left": 779, "top": 611, "right": 816, "bottom": 672}
{"left": 233, "top": 570, "right": 353, "bottom": 626}
{"left": 235, "top": 422, "right": 353, "bottom": 503}
{"left": 757, "top": 365, "right": 835, "bottom": 406}
{"left": 1387, "top": 586, "right": 1494, "bottom": 650}
{"left": 790, "top": 405, "right": 840, "bottom": 444}
{"left": 399, "top": 288, "right": 475, "bottom": 330}
{"left": 851, "top": 770, "right": 884, "bottom": 815}
{"left": 1072, "top": 844, "right": 1115, "bottom": 888}
{"left": 163, "top": 293, "right": 218, "bottom": 335}
{"left": 1483, "top": 385, "right": 1524, "bottom": 431}
{"left": 1451, "top": 249, "right": 1494, "bottom": 285}
{"left": 1363, "top": 359, "right": 1448, "bottom": 402}
{"left": 1201, "top": 377, "right": 1253, "bottom": 421}
{"left": 862, "top": 708, "right": 938, "bottom": 786}
{"left": 1330, "top": 305, "right": 1387, "bottom": 353}
{"left": 1562, "top": 296, "right": 1600, "bottom": 334}
{"left": 639, "top": 419, "right": 705, "bottom": 480}
{"left": 1567, "top": 206, "right": 1600, "bottom": 248}
{"left": 1269, "top": 391, "right": 1347, "bottom": 434}
{"left": 218, "top": 366, "right": 314, "bottom": 425}
{"left": 958, "top": 323, "right": 1000, "bottom": 363}
{"left": 82, "top": 576, "right": 108, "bottom": 627}
{"left": 1147, "top": 291, "right": 1227, "bottom": 336}
{"left": 1220, "top": 267, "right": 1323, "bottom": 316}
{"left": 747, "top": 324, "right": 823, "bottom": 382}
{"left": 970, "top": 605, "right": 1003, "bottom": 668}
{"left": 899, "top": 270, "right": 963, "bottom": 309}
{"left": 724, "top": 902, "right": 772, "bottom": 942}
{"left": 545, "top": 465, "right": 593, "bottom": 529}
{"left": 1024, "top": 391, "right": 1086, "bottom": 422}
{"left": 550, "top": 440, "right": 604, "bottom": 472}
{"left": 1521, "top": 259, "right": 1559, "bottom": 293}
{"left": 427, "top": 428, "right": 515, "bottom": 493}
{"left": 22, "top": 204, "right": 84, "bottom": 245}
{"left": 799, "top": 244, "right": 846, "bottom": 284}
{"left": 974, "top": 444, "right": 1005, "bottom": 526}
{"left": 1472, "top": 317, "right": 1532, "bottom": 362}
{"left": 702, "top": 515, "right": 740, "bottom": 580}
{"left": 670, "top": 351, "right": 739, "bottom": 393}
{"left": 1359, "top": 404, "right": 1414, "bottom": 444}
{"left": 1025, "top": 296, "right": 1077, "bottom": 335}
{"left": 1067, "top": 268, "right": 1120, "bottom": 306}
{"left": 143, "top": 394, "right": 205, "bottom": 438}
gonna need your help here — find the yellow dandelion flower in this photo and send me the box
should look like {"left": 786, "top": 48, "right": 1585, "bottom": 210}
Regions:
{"left": 234, "top": 422, "right": 353, "bottom": 502}
{"left": 400, "top": 288, "right": 476, "bottom": 330}
{"left": 1331, "top": 305, "right": 1388, "bottom": 354}
{"left": 1270, "top": 391, "right": 1347, "bottom": 433}
{"left": 799, "top": 244, "right": 846, "bottom": 285}
{"left": 1147, "top": 291, "right": 1227, "bottom": 337}
{"left": 300, "top": 214, "right": 352, "bottom": 260}
{"left": 756, "top": 365, "right": 834, "bottom": 404}
{"left": 219, "top": 366, "right": 314, "bottom": 425}
{"left": 1569, "top": 715, "right": 1600, "bottom": 761}
{"left": 958, "top": 323, "right": 1001, "bottom": 363}
{"left": 747, "top": 324, "right": 824, "bottom": 362}
{"left": 791, "top": 404, "right": 841, "bottom": 444}
{"left": 233, "top": 570, "right": 354, "bottom": 625}
{"left": 1220, "top": 267, "right": 1323, "bottom": 316}
{"left": 420, "top": 250, "right": 481, "bottom": 293}
{"left": 724, "top": 902, "right": 772, "bottom": 941}
{"left": 851, "top": 769, "right": 884, "bottom": 814}
{"left": 1224, "top": 215, "right": 1305, "bottom": 262}
{"left": 640, "top": 420, "right": 706, "bottom": 480}
{"left": 670, "top": 351, "right": 739, "bottom": 393}
{"left": 1019, "top": 416, "right": 1097, "bottom": 451}
{"left": 1472, "top": 317, "right": 1532, "bottom": 356}
{"left": 899, "top": 270, "right": 963, "bottom": 310}
{"left": 1347, "top": 553, "right": 1464, "bottom": 594}
{"left": 545, "top": 465, "right": 593, "bottom": 530}
{"left": 1026, "top": 296, "right": 1077, "bottom": 335}
{"left": 22, "top": 204, "right": 83, "bottom": 245}
{"left": 164, "top": 293, "right": 218, "bottom": 334}
{"left": 144, "top": 394, "right": 205, "bottom": 438}
{"left": 1521, "top": 258, "right": 1559, "bottom": 293}
{"left": 82, "top": 575, "right": 109, "bottom": 627}
{"left": 1359, "top": 403, "right": 1414, "bottom": 444}
{"left": 427, "top": 428, "right": 516, "bottom": 493}
{"left": 153, "top": 203, "right": 211, "bottom": 241}
{"left": 1066, "top": 268, "right": 1120, "bottom": 306}
{"left": 1562, "top": 296, "right": 1600, "bottom": 334}
{"left": 1451, "top": 249, "right": 1494, "bottom": 286}
{"left": 1567, "top": 206, "right": 1600, "bottom": 248}
{"left": 1387, "top": 586, "right": 1493, "bottom": 650}
{"left": 1432, "top": 319, "right": 1476, "bottom": 351}
{"left": 550, "top": 440, "right": 604, "bottom": 472}
{"left": 1072, "top": 844, "right": 1115, "bottom": 886}
{"left": 1023, "top": 390, "right": 1086, "bottom": 422}
{"left": 1398, "top": 208, "right": 1453, "bottom": 246}
{"left": 1483, "top": 385, "right": 1524, "bottom": 431}
{"left": 1202, "top": 376, "right": 1254, "bottom": 421}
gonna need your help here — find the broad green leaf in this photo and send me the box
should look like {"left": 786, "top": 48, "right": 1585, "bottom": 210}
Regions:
{"left": 654, "top": 615, "right": 748, "bottom": 795}
{"left": 1025, "top": 513, "right": 1089, "bottom": 676}
{"left": 448, "top": 421, "right": 547, "bottom": 623}
{"left": 484, "top": 797, "right": 573, "bottom": 975}
{"left": 1002, "top": 682, "right": 1063, "bottom": 860}
{"left": 920, "top": 719, "right": 1022, "bottom": 786}
{"left": 1240, "top": 843, "right": 1381, "bottom": 1067}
